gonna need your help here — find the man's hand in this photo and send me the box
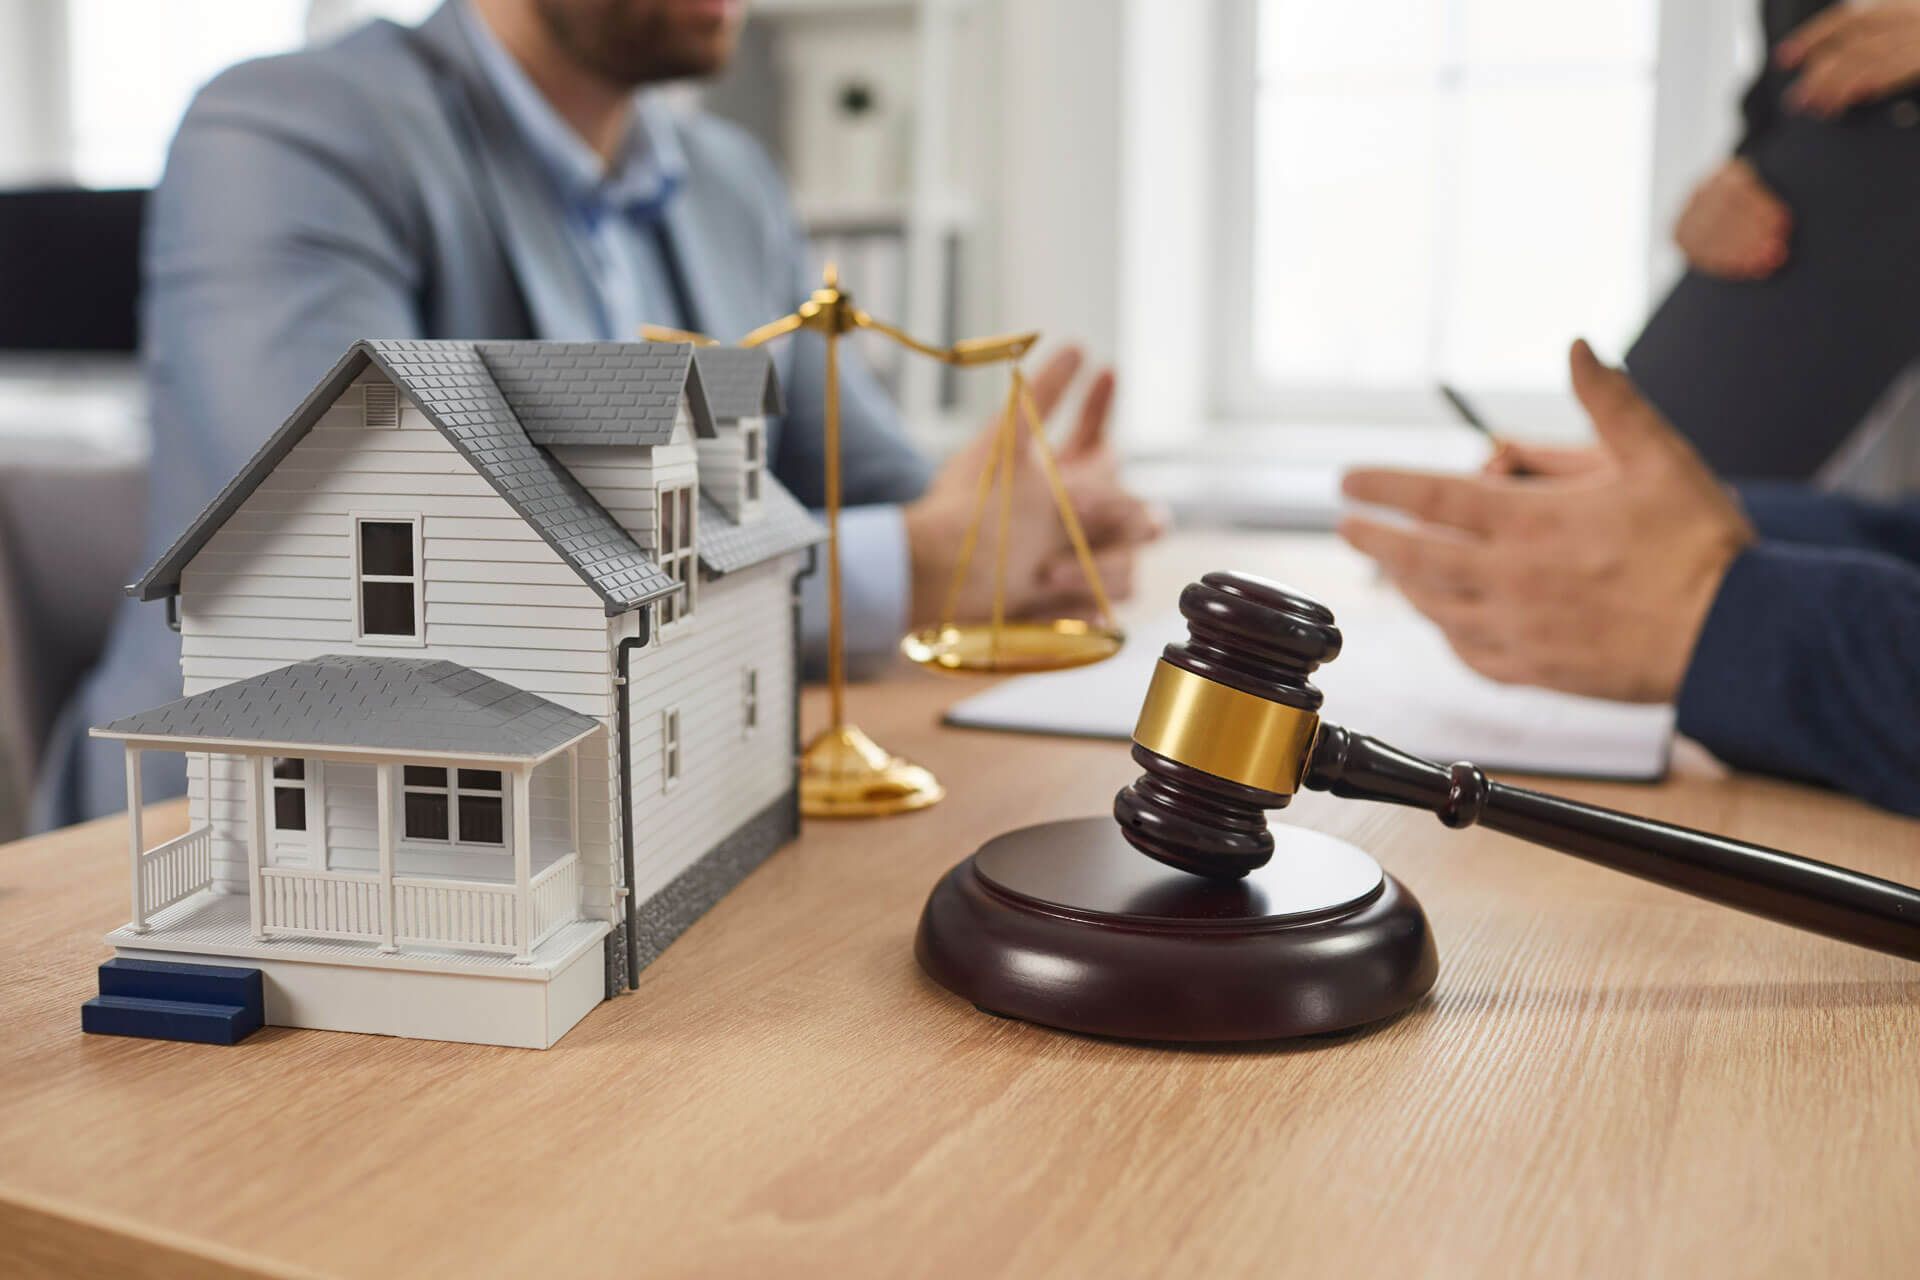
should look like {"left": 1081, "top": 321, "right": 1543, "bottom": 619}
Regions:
{"left": 1339, "top": 340, "right": 1755, "bottom": 704}
{"left": 904, "top": 347, "right": 1162, "bottom": 626}
{"left": 1778, "top": 0, "right": 1920, "bottom": 118}
{"left": 1673, "top": 157, "right": 1792, "bottom": 281}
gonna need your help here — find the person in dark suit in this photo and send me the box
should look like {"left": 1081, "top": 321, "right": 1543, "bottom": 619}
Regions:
{"left": 1339, "top": 340, "right": 1920, "bottom": 818}
{"left": 1628, "top": 0, "right": 1920, "bottom": 480}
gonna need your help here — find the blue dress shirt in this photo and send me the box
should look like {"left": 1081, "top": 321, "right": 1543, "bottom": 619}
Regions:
{"left": 462, "top": 2, "right": 912, "bottom": 665}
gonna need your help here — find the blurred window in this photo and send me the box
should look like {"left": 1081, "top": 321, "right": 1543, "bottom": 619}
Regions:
{"left": 65, "top": 0, "right": 308, "bottom": 189}
{"left": 1222, "top": 0, "right": 1663, "bottom": 422}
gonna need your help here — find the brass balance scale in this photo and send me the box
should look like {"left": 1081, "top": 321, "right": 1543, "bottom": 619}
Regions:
{"left": 647, "top": 265, "right": 1122, "bottom": 818}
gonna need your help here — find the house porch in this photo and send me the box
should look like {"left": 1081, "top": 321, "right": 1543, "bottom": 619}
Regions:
{"left": 92, "top": 655, "right": 614, "bottom": 970}
{"left": 115, "top": 743, "right": 590, "bottom": 964}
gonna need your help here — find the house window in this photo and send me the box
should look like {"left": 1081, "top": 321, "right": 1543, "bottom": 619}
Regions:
{"left": 356, "top": 517, "right": 421, "bottom": 641}
{"left": 363, "top": 382, "right": 400, "bottom": 429}
{"left": 662, "top": 709, "right": 681, "bottom": 791}
{"left": 742, "top": 668, "right": 759, "bottom": 737}
{"left": 402, "top": 765, "right": 505, "bottom": 845}
{"left": 657, "top": 483, "right": 696, "bottom": 627}
{"left": 742, "top": 423, "right": 764, "bottom": 504}
{"left": 270, "top": 757, "right": 308, "bottom": 832}
{"left": 1213, "top": 0, "right": 1681, "bottom": 427}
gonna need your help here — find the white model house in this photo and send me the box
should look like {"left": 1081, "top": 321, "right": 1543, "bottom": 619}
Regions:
{"left": 91, "top": 340, "right": 821, "bottom": 1048}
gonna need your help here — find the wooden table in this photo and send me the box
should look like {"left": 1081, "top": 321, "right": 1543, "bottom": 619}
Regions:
{"left": 4, "top": 534, "right": 1918, "bottom": 1279}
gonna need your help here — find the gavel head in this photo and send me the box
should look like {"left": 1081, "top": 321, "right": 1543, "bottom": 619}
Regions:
{"left": 1113, "top": 571, "right": 1342, "bottom": 879}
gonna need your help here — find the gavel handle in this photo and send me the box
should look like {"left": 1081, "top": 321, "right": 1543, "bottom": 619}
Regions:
{"left": 1303, "top": 723, "right": 1920, "bottom": 962}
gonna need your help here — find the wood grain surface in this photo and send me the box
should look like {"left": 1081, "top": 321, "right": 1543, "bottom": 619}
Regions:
{"left": 3, "top": 535, "right": 1917, "bottom": 1279}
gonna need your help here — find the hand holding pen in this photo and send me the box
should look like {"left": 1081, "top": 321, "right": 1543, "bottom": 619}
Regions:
{"left": 1439, "top": 382, "right": 1535, "bottom": 478}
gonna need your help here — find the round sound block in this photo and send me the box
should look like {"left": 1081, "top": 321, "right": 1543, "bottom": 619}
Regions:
{"left": 915, "top": 817, "right": 1438, "bottom": 1042}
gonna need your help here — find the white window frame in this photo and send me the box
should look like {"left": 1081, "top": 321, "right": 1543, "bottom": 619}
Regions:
{"left": 662, "top": 709, "right": 682, "bottom": 792}
{"left": 363, "top": 381, "right": 400, "bottom": 429}
{"left": 268, "top": 755, "right": 321, "bottom": 862}
{"left": 742, "top": 667, "right": 760, "bottom": 738}
{"left": 399, "top": 764, "right": 508, "bottom": 849}
{"left": 1205, "top": 0, "right": 1751, "bottom": 429}
{"left": 655, "top": 483, "right": 697, "bottom": 630}
{"left": 352, "top": 513, "right": 425, "bottom": 647}
{"left": 741, "top": 421, "right": 765, "bottom": 506}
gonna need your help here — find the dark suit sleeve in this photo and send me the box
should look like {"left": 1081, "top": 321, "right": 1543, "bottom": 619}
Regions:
{"left": 1676, "top": 542, "right": 1920, "bottom": 816}
{"left": 1735, "top": 64, "right": 1778, "bottom": 158}
{"left": 1736, "top": 483, "right": 1920, "bottom": 565}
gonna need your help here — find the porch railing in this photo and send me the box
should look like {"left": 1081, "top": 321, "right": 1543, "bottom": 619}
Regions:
{"left": 393, "top": 877, "right": 519, "bottom": 955}
{"left": 259, "top": 867, "right": 384, "bottom": 943}
{"left": 138, "top": 825, "right": 214, "bottom": 921}
{"left": 255, "top": 855, "right": 582, "bottom": 957}
{"left": 529, "top": 853, "right": 582, "bottom": 950}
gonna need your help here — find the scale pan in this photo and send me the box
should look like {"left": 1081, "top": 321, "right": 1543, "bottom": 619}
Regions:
{"left": 901, "top": 619, "right": 1124, "bottom": 675}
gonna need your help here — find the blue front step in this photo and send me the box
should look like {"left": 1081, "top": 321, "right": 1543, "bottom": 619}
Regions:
{"left": 82, "top": 959, "right": 265, "bottom": 1045}
{"left": 98, "top": 957, "right": 263, "bottom": 1010}
{"left": 82, "top": 994, "right": 262, "bottom": 1045}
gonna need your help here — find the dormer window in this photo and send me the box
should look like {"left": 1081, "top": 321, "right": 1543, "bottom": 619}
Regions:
{"left": 742, "top": 422, "right": 764, "bottom": 505}
{"left": 657, "top": 483, "right": 696, "bottom": 627}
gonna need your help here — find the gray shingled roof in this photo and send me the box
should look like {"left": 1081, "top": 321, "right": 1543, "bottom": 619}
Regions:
{"left": 692, "top": 346, "right": 782, "bottom": 420}
{"left": 128, "top": 340, "right": 679, "bottom": 615}
{"left": 698, "top": 478, "right": 825, "bottom": 575}
{"left": 478, "top": 341, "right": 716, "bottom": 446}
{"left": 93, "top": 655, "right": 600, "bottom": 761}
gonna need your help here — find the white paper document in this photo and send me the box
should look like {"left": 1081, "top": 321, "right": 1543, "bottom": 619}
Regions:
{"left": 943, "top": 614, "right": 1675, "bottom": 781}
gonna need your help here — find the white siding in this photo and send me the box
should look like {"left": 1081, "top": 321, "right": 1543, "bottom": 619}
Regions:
{"left": 548, "top": 404, "right": 698, "bottom": 556}
{"left": 621, "top": 556, "right": 800, "bottom": 907}
{"left": 694, "top": 416, "right": 762, "bottom": 522}
{"left": 175, "top": 372, "right": 617, "bottom": 907}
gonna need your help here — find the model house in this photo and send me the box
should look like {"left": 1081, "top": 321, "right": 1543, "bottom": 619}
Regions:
{"left": 86, "top": 340, "right": 821, "bottom": 1049}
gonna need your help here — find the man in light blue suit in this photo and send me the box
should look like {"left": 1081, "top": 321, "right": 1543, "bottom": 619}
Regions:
{"left": 36, "top": 0, "right": 1154, "bottom": 828}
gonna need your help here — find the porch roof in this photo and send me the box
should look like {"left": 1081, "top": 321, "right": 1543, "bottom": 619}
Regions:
{"left": 91, "top": 655, "right": 600, "bottom": 764}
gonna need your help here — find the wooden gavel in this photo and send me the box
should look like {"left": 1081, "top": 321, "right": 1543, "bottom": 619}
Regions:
{"left": 1114, "top": 571, "right": 1920, "bottom": 962}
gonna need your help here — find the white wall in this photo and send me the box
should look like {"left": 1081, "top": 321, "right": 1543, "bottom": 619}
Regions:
{"left": 991, "top": 0, "right": 1125, "bottom": 379}
{"left": 0, "top": 0, "right": 71, "bottom": 185}
{"left": 617, "top": 557, "right": 799, "bottom": 909}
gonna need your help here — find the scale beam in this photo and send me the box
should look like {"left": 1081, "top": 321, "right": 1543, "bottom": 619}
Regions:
{"left": 633, "top": 264, "right": 1123, "bottom": 813}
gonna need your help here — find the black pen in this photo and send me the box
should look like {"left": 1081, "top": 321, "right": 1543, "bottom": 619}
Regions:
{"left": 1438, "top": 382, "right": 1531, "bottom": 477}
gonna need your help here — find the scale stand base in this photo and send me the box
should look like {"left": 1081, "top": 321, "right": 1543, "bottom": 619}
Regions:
{"left": 916, "top": 816, "right": 1438, "bottom": 1042}
{"left": 800, "top": 723, "right": 945, "bottom": 819}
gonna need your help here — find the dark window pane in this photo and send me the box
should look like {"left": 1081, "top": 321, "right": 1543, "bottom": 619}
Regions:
{"left": 459, "top": 794, "right": 504, "bottom": 844}
{"left": 744, "top": 431, "right": 759, "bottom": 462}
{"left": 361, "top": 581, "right": 416, "bottom": 636}
{"left": 359, "top": 521, "right": 414, "bottom": 576}
{"left": 457, "top": 769, "right": 501, "bottom": 792}
{"left": 680, "top": 488, "right": 692, "bottom": 534}
{"left": 403, "top": 765, "right": 447, "bottom": 788}
{"left": 273, "top": 786, "right": 307, "bottom": 831}
{"left": 272, "top": 757, "right": 304, "bottom": 780}
{"left": 405, "top": 790, "right": 449, "bottom": 840}
{"left": 659, "top": 497, "right": 674, "bottom": 551}
{"left": 745, "top": 469, "right": 760, "bottom": 501}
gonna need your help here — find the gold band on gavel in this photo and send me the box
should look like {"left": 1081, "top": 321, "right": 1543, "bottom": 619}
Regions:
{"left": 1131, "top": 660, "right": 1321, "bottom": 796}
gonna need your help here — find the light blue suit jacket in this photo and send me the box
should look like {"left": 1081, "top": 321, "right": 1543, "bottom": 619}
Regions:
{"left": 36, "top": 2, "right": 931, "bottom": 828}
